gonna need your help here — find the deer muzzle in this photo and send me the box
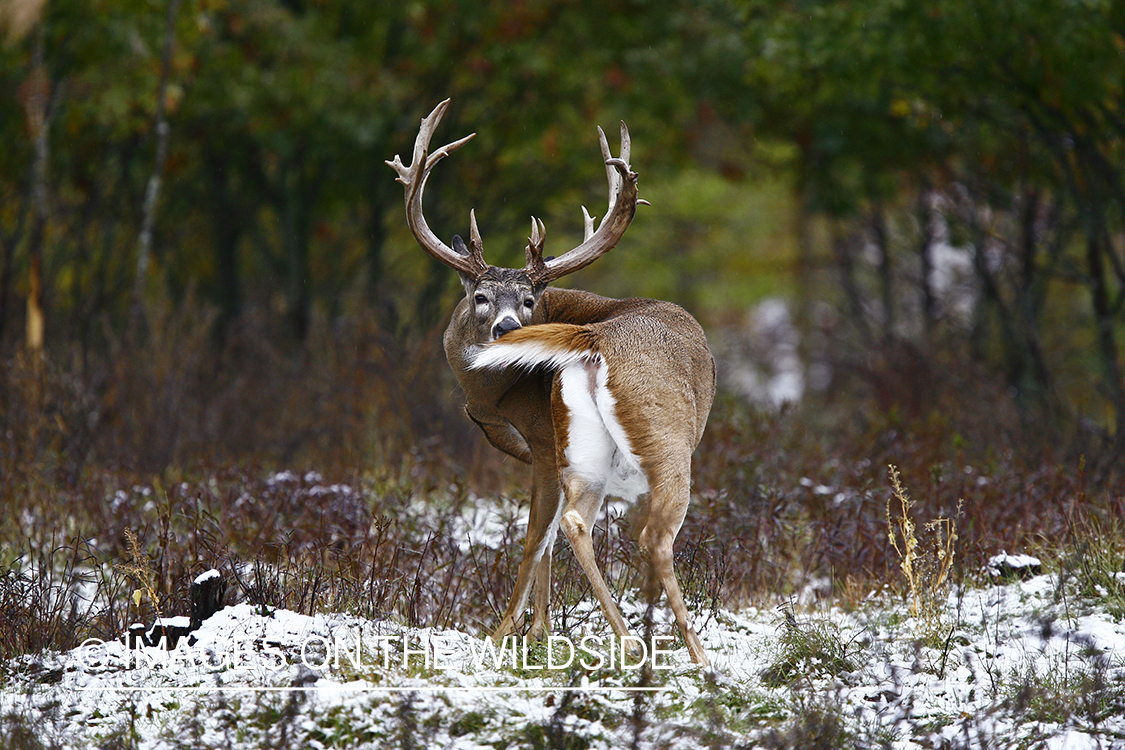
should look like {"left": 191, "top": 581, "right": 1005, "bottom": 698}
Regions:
{"left": 492, "top": 316, "right": 522, "bottom": 340}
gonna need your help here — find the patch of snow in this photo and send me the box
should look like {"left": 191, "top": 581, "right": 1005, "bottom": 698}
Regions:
{"left": 799, "top": 477, "right": 836, "bottom": 495}
{"left": 4, "top": 573, "right": 1125, "bottom": 748}
{"left": 436, "top": 494, "right": 521, "bottom": 553}
{"left": 267, "top": 470, "right": 300, "bottom": 485}
{"left": 308, "top": 483, "right": 357, "bottom": 497}
{"left": 194, "top": 568, "right": 221, "bottom": 586}
{"left": 988, "top": 552, "right": 1042, "bottom": 570}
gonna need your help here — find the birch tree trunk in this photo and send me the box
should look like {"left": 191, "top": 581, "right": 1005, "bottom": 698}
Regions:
{"left": 132, "top": 0, "right": 181, "bottom": 328}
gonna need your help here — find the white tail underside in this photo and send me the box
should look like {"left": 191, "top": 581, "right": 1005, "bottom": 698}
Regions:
{"left": 468, "top": 339, "right": 595, "bottom": 372}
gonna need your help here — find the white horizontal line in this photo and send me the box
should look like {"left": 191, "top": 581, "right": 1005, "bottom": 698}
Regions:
{"left": 74, "top": 684, "right": 673, "bottom": 694}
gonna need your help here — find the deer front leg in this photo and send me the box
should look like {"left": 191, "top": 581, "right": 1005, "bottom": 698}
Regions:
{"left": 466, "top": 407, "right": 532, "bottom": 464}
{"left": 528, "top": 537, "right": 553, "bottom": 640}
{"left": 492, "top": 457, "right": 562, "bottom": 641}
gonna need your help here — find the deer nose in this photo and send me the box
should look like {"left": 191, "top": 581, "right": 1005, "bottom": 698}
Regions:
{"left": 492, "top": 316, "right": 522, "bottom": 339}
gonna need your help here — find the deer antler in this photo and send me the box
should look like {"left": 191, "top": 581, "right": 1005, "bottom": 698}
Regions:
{"left": 525, "top": 121, "right": 648, "bottom": 286}
{"left": 390, "top": 101, "right": 645, "bottom": 285}
{"left": 386, "top": 99, "right": 487, "bottom": 279}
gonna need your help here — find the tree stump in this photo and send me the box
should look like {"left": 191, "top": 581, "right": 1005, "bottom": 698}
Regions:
{"left": 190, "top": 568, "right": 227, "bottom": 630}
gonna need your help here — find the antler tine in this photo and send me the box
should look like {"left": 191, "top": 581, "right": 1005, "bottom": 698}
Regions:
{"left": 581, "top": 206, "right": 596, "bottom": 242}
{"left": 531, "top": 217, "right": 545, "bottom": 248}
{"left": 597, "top": 126, "right": 621, "bottom": 217}
{"left": 468, "top": 208, "right": 484, "bottom": 258}
{"left": 524, "top": 217, "right": 548, "bottom": 280}
{"left": 386, "top": 99, "right": 487, "bottom": 279}
{"left": 607, "top": 121, "right": 649, "bottom": 206}
{"left": 528, "top": 121, "right": 643, "bottom": 285}
{"left": 617, "top": 120, "right": 630, "bottom": 166}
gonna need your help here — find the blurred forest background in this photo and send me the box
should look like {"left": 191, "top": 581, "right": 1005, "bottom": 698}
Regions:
{"left": 1, "top": 0, "right": 1123, "bottom": 594}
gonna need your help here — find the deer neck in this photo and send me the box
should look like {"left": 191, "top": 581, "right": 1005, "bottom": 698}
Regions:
{"left": 443, "top": 297, "right": 526, "bottom": 410}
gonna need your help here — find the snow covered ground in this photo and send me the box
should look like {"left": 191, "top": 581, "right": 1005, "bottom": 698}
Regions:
{"left": 3, "top": 562, "right": 1125, "bottom": 749}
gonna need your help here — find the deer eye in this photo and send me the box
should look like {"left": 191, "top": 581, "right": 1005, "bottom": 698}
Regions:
{"left": 474, "top": 294, "right": 488, "bottom": 305}
{"left": 523, "top": 299, "right": 535, "bottom": 309}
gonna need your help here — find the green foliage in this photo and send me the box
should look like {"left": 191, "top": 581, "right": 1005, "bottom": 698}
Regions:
{"left": 759, "top": 694, "right": 857, "bottom": 750}
{"left": 3, "top": 0, "right": 1124, "bottom": 456}
{"left": 0, "top": 0, "right": 748, "bottom": 343}
{"left": 741, "top": 0, "right": 1125, "bottom": 207}
{"left": 1048, "top": 516, "right": 1125, "bottom": 622}
{"left": 577, "top": 166, "right": 799, "bottom": 315}
{"left": 1003, "top": 629, "right": 1125, "bottom": 730}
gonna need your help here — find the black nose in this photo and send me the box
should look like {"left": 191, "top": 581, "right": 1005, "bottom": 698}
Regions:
{"left": 493, "top": 317, "right": 521, "bottom": 338}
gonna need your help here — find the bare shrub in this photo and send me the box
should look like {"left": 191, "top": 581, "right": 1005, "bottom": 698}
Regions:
{"left": 886, "top": 465, "right": 961, "bottom": 643}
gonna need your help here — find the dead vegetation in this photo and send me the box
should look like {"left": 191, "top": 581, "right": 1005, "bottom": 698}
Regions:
{"left": 0, "top": 301, "right": 1121, "bottom": 661}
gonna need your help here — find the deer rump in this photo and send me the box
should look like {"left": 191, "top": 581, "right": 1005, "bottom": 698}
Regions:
{"left": 470, "top": 319, "right": 701, "bottom": 504}
{"left": 471, "top": 322, "right": 644, "bottom": 501}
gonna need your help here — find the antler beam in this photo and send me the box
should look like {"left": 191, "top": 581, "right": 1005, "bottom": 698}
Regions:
{"left": 524, "top": 121, "right": 647, "bottom": 286}
{"left": 385, "top": 99, "right": 487, "bottom": 279}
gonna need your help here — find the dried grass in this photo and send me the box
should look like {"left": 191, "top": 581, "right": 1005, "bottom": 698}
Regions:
{"left": 0, "top": 303, "right": 1121, "bottom": 655}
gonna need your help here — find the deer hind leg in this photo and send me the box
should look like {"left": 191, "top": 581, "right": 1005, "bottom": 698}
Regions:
{"left": 558, "top": 471, "right": 635, "bottom": 642}
{"left": 637, "top": 467, "right": 710, "bottom": 667}
{"left": 492, "top": 460, "right": 562, "bottom": 642}
{"left": 554, "top": 360, "right": 638, "bottom": 645}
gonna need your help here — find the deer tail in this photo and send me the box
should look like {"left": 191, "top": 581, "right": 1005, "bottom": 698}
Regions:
{"left": 468, "top": 324, "right": 599, "bottom": 371}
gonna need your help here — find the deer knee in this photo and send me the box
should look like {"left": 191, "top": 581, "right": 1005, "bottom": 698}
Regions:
{"left": 638, "top": 525, "right": 675, "bottom": 567}
{"left": 559, "top": 508, "right": 587, "bottom": 540}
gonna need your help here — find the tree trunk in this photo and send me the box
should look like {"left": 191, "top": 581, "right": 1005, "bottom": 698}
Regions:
{"left": 284, "top": 181, "right": 311, "bottom": 341}
{"left": 1013, "top": 187, "right": 1053, "bottom": 412}
{"left": 366, "top": 168, "right": 399, "bottom": 332}
{"left": 870, "top": 204, "right": 893, "bottom": 342}
{"left": 0, "top": 188, "right": 27, "bottom": 343}
{"left": 207, "top": 155, "right": 242, "bottom": 329}
{"left": 916, "top": 189, "right": 936, "bottom": 341}
{"left": 132, "top": 0, "right": 182, "bottom": 328}
{"left": 25, "top": 25, "right": 49, "bottom": 360}
{"left": 280, "top": 155, "right": 321, "bottom": 341}
{"left": 0, "top": 233, "right": 11, "bottom": 342}
{"left": 1085, "top": 232, "right": 1125, "bottom": 451}
{"left": 832, "top": 225, "right": 871, "bottom": 345}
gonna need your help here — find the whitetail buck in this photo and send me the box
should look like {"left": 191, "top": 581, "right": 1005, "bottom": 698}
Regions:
{"left": 387, "top": 100, "right": 715, "bottom": 666}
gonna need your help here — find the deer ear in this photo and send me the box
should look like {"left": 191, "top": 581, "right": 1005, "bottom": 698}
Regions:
{"left": 452, "top": 235, "right": 469, "bottom": 257}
